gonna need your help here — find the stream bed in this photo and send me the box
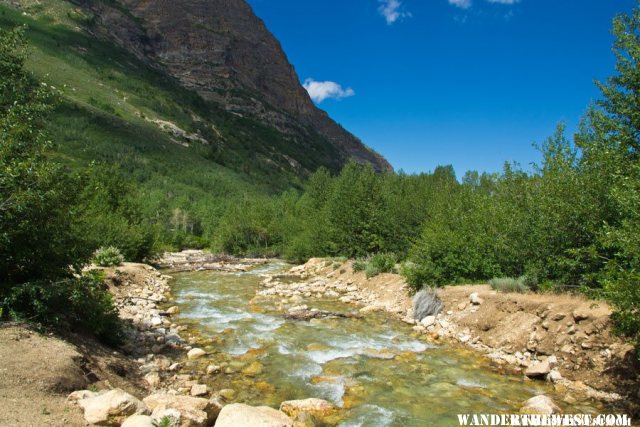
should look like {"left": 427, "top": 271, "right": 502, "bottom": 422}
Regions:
{"left": 170, "top": 263, "right": 603, "bottom": 426}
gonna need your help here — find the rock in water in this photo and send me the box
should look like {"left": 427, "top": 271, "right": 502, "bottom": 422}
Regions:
{"left": 187, "top": 348, "right": 206, "bottom": 359}
{"left": 280, "top": 398, "right": 338, "bottom": 424}
{"left": 76, "top": 389, "right": 148, "bottom": 425}
{"left": 520, "top": 395, "right": 562, "bottom": 415}
{"left": 284, "top": 309, "right": 360, "bottom": 321}
{"left": 525, "top": 360, "right": 551, "bottom": 378}
{"left": 215, "top": 403, "right": 293, "bottom": 427}
{"left": 191, "top": 384, "right": 209, "bottom": 397}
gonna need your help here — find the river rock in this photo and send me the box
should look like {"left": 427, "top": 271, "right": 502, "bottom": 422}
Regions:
{"left": 420, "top": 315, "right": 436, "bottom": 327}
{"left": 520, "top": 395, "right": 561, "bottom": 415}
{"left": 242, "top": 361, "right": 264, "bottom": 377}
{"left": 206, "top": 364, "right": 221, "bottom": 375}
{"left": 121, "top": 415, "right": 154, "bottom": 427}
{"left": 77, "top": 389, "right": 148, "bottom": 425}
{"left": 166, "top": 306, "right": 180, "bottom": 315}
{"left": 187, "top": 348, "right": 206, "bottom": 359}
{"left": 143, "top": 393, "right": 220, "bottom": 426}
{"left": 280, "top": 398, "right": 337, "bottom": 423}
{"left": 145, "top": 372, "right": 161, "bottom": 388}
{"left": 469, "top": 292, "right": 484, "bottom": 305}
{"left": 191, "top": 384, "right": 208, "bottom": 397}
{"left": 547, "top": 369, "right": 563, "bottom": 383}
{"left": 215, "top": 403, "right": 293, "bottom": 427}
{"left": 218, "top": 389, "right": 237, "bottom": 402}
{"left": 525, "top": 360, "right": 550, "bottom": 378}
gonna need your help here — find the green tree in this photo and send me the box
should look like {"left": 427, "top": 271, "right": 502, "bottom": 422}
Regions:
{"left": 0, "top": 27, "right": 88, "bottom": 286}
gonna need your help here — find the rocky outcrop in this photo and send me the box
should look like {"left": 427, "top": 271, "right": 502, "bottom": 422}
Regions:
{"left": 70, "top": 0, "right": 391, "bottom": 173}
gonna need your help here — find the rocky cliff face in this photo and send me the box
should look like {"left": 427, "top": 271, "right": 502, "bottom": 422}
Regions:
{"left": 72, "top": 0, "right": 392, "bottom": 172}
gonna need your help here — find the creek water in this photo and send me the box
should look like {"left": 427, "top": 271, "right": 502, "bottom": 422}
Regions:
{"left": 170, "top": 263, "right": 603, "bottom": 426}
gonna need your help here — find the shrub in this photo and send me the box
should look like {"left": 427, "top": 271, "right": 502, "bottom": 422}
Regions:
{"left": 352, "top": 259, "right": 366, "bottom": 272}
{"left": 352, "top": 253, "right": 397, "bottom": 278}
{"left": 489, "top": 276, "right": 529, "bottom": 293}
{"left": 412, "top": 288, "right": 443, "bottom": 321}
{"left": 365, "top": 253, "right": 397, "bottom": 278}
{"left": 93, "top": 246, "right": 124, "bottom": 267}
{"left": 1, "top": 271, "right": 123, "bottom": 345}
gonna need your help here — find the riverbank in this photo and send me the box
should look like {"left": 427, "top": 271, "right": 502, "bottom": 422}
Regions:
{"left": 2, "top": 253, "right": 637, "bottom": 425}
{"left": 257, "top": 258, "right": 640, "bottom": 415}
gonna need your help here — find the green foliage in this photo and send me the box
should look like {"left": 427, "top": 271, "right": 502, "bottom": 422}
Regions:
{"left": 0, "top": 26, "right": 90, "bottom": 286}
{"left": 1, "top": 271, "right": 123, "bottom": 345}
{"left": 0, "top": 27, "right": 121, "bottom": 346}
{"left": 352, "top": 259, "right": 367, "bottom": 273}
{"left": 93, "top": 246, "right": 125, "bottom": 267}
{"left": 76, "top": 164, "right": 156, "bottom": 261}
{"left": 364, "top": 253, "right": 397, "bottom": 278}
{"left": 489, "top": 277, "right": 529, "bottom": 294}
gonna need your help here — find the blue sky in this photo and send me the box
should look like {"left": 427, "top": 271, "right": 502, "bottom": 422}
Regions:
{"left": 247, "top": 0, "right": 636, "bottom": 175}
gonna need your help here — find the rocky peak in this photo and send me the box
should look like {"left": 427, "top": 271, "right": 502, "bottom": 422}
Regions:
{"left": 75, "top": 0, "right": 392, "bottom": 172}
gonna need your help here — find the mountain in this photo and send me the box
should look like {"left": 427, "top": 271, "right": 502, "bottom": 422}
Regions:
{"left": 72, "top": 0, "right": 391, "bottom": 173}
{"left": 0, "top": 0, "right": 392, "bottom": 247}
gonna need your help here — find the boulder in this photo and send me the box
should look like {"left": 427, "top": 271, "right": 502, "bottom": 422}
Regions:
{"left": 122, "top": 415, "right": 154, "bottom": 427}
{"left": 166, "top": 306, "right": 180, "bottom": 315}
{"left": 187, "top": 348, "right": 207, "bottom": 359}
{"left": 469, "top": 292, "right": 484, "bottom": 305}
{"left": 279, "top": 398, "right": 337, "bottom": 423}
{"left": 520, "top": 395, "right": 562, "bottom": 415}
{"left": 77, "top": 389, "right": 148, "bottom": 425}
{"left": 215, "top": 403, "right": 293, "bottom": 427}
{"left": 525, "top": 360, "right": 551, "bottom": 378}
{"left": 143, "top": 393, "right": 220, "bottom": 426}
{"left": 572, "top": 310, "right": 589, "bottom": 322}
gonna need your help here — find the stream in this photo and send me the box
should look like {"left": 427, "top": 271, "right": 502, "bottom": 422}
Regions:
{"left": 170, "top": 263, "right": 603, "bottom": 426}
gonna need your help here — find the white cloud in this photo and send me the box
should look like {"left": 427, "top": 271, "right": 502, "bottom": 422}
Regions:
{"left": 448, "top": 0, "right": 520, "bottom": 9}
{"left": 303, "top": 79, "right": 355, "bottom": 103}
{"left": 448, "top": 0, "right": 472, "bottom": 9}
{"left": 378, "top": 0, "right": 411, "bottom": 25}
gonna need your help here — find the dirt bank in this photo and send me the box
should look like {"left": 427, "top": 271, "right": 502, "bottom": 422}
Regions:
{"left": 259, "top": 258, "right": 640, "bottom": 414}
{"left": 0, "top": 262, "right": 182, "bottom": 426}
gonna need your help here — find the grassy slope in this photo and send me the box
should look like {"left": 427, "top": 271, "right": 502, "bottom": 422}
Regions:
{"left": 0, "top": 0, "right": 345, "bottom": 244}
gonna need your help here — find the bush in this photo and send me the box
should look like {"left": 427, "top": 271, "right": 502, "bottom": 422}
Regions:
{"left": 412, "top": 288, "right": 443, "bottom": 321}
{"left": 1, "top": 271, "right": 123, "bottom": 345}
{"left": 365, "top": 253, "right": 397, "bottom": 278}
{"left": 352, "top": 253, "right": 397, "bottom": 278}
{"left": 352, "top": 259, "right": 366, "bottom": 272}
{"left": 93, "top": 246, "right": 124, "bottom": 267}
{"left": 489, "top": 276, "right": 530, "bottom": 293}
